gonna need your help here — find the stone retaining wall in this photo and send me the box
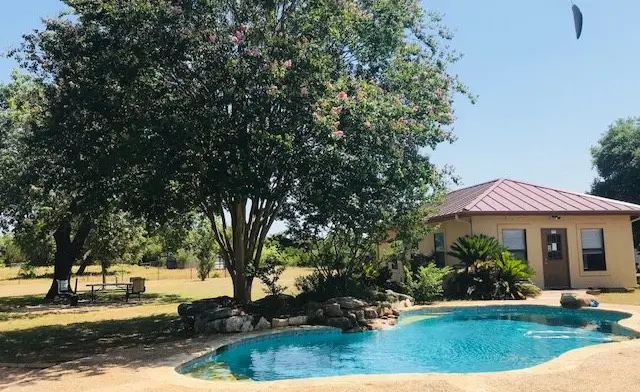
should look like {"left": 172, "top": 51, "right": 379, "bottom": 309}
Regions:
{"left": 178, "top": 292, "right": 415, "bottom": 335}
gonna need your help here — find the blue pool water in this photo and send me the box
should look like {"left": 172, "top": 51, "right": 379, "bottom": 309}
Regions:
{"left": 179, "top": 306, "right": 637, "bottom": 381}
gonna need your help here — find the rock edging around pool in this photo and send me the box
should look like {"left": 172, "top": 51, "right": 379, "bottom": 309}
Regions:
{"left": 178, "top": 292, "right": 415, "bottom": 335}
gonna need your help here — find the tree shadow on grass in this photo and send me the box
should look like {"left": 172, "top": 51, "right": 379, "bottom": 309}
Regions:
{"left": 0, "top": 293, "right": 191, "bottom": 327}
{"left": 0, "top": 292, "right": 190, "bottom": 321}
{"left": 0, "top": 314, "right": 187, "bottom": 364}
{"left": 0, "top": 313, "right": 215, "bottom": 388}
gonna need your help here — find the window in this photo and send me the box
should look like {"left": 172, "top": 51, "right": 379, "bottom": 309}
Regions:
{"left": 434, "top": 232, "right": 445, "bottom": 267}
{"left": 581, "top": 228, "right": 606, "bottom": 271}
{"left": 503, "top": 229, "right": 527, "bottom": 261}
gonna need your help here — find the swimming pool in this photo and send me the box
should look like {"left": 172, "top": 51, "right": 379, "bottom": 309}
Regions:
{"left": 178, "top": 305, "right": 638, "bottom": 381}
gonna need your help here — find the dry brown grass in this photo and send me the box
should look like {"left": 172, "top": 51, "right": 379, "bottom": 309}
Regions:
{"left": 0, "top": 266, "right": 311, "bottom": 363}
{"left": 0, "top": 267, "right": 310, "bottom": 331}
{"left": 596, "top": 290, "right": 640, "bottom": 306}
{"left": 1, "top": 263, "right": 226, "bottom": 282}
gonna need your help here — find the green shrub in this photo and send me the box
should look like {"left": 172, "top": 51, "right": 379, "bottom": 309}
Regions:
{"left": 443, "top": 251, "right": 541, "bottom": 300}
{"left": 492, "top": 252, "right": 541, "bottom": 299}
{"left": 408, "top": 253, "right": 436, "bottom": 273}
{"left": 196, "top": 257, "right": 214, "bottom": 281}
{"left": 17, "top": 264, "right": 37, "bottom": 279}
{"left": 295, "top": 271, "right": 369, "bottom": 302}
{"left": 0, "top": 235, "right": 27, "bottom": 267}
{"left": 255, "top": 256, "right": 287, "bottom": 296}
{"left": 294, "top": 232, "right": 386, "bottom": 302}
{"left": 404, "top": 263, "right": 452, "bottom": 303}
{"left": 175, "top": 248, "right": 193, "bottom": 269}
{"left": 449, "top": 234, "right": 504, "bottom": 267}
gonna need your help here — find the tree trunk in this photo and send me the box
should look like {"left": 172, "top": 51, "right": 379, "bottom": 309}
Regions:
{"left": 76, "top": 250, "right": 93, "bottom": 275}
{"left": 231, "top": 201, "right": 249, "bottom": 302}
{"left": 44, "top": 215, "right": 93, "bottom": 300}
{"left": 204, "top": 197, "right": 281, "bottom": 303}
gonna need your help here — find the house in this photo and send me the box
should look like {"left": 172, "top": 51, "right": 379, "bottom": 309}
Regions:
{"left": 396, "top": 178, "right": 640, "bottom": 290}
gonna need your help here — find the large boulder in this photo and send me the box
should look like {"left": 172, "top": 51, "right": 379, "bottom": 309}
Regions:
{"left": 223, "top": 315, "right": 247, "bottom": 333}
{"left": 179, "top": 296, "right": 241, "bottom": 331}
{"left": 326, "top": 297, "right": 368, "bottom": 309}
{"left": 323, "top": 303, "right": 343, "bottom": 317}
{"left": 206, "top": 307, "right": 243, "bottom": 320}
{"left": 346, "top": 312, "right": 357, "bottom": 324}
{"left": 367, "top": 318, "right": 397, "bottom": 330}
{"left": 254, "top": 317, "right": 271, "bottom": 331}
{"left": 247, "top": 294, "right": 299, "bottom": 320}
{"left": 363, "top": 307, "right": 378, "bottom": 319}
{"left": 288, "top": 315, "right": 309, "bottom": 326}
{"left": 271, "top": 318, "right": 289, "bottom": 328}
{"left": 560, "top": 293, "right": 594, "bottom": 309}
{"left": 241, "top": 318, "right": 254, "bottom": 333}
{"left": 193, "top": 317, "right": 224, "bottom": 334}
{"left": 307, "top": 307, "right": 325, "bottom": 324}
{"left": 326, "top": 317, "right": 353, "bottom": 330}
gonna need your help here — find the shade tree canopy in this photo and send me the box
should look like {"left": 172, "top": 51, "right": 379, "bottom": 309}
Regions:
{"left": 14, "top": 0, "right": 470, "bottom": 302}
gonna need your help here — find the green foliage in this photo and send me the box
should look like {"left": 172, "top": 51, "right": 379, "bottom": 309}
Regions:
{"left": 86, "top": 211, "right": 148, "bottom": 268}
{"left": 13, "top": 0, "right": 469, "bottom": 301}
{"left": 17, "top": 264, "right": 37, "bottom": 279}
{"left": 12, "top": 220, "right": 55, "bottom": 266}
{"left": 492, "top": 252, "right": 541, "bottom": 300}
{"left": 407, "top": 252, "right": 437, "bottom": 273}
{"left": 404, "top": 263, "right": 452, "bottom": 303}
{"left": 196, "top": 257, "right": 215, "bottom": 281}
{"left": 0, "top": 72, "right": 59, "bottom": 267}
{"left": 186, "top": 215, "right": 220, "bottom": 273}
{"left": 449, "top": 234, "right": 505, "bottom": 267}
{"left": 294, "top": 231, "right": 389, "bottom": 301}
{"left": 175, "top": 249, "right": 193, "bottom": 269}
{"left": 591, "top": 117, "right": 640, "bottom": 242}
{"left": 0, "top": 235, "right": 27, "bottom": 266}
{"left": 255, "top": 256, "right": 288, "bottom": 296}
{"left": 444, "top": 250, "right": 540, "bottom": 300}
{"left": 263, "top": 235, "right": 311, "bottom": 266}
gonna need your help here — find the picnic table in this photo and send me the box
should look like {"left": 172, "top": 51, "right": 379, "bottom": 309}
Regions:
{"left": 86, "top": 282, "right": 133, "bottom": 302}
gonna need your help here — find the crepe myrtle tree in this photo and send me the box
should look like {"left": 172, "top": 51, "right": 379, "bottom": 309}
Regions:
{"left": 16, "top": 0, "right": 470, "bottom": 302}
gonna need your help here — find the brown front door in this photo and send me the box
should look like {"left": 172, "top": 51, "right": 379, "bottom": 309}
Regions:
{"left": 541, "top": 229, "right": 570, "bottom": 289}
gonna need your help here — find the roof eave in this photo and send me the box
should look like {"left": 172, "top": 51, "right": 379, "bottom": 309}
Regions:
{"left": 427, "top": 210, "right": 640, "bottom": 223}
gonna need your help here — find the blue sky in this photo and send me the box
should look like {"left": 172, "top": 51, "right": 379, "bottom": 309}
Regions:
{"left": 1, "top": 1, "right": 639, "bottom": 195}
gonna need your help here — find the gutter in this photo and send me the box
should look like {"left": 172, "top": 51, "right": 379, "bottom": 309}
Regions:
{"left": 454, "top": 214, "right": 473, "bottom": 234}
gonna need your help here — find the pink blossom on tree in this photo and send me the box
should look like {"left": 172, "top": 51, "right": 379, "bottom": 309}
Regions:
{"left": 300, "top": 87, "right": 308, "bottom": 96}
{"left": 231, "top": 30, "right": 245, "bottom": 45}
{"left": 283, "top": 59, "right": 292, "bottom": 68}
{"left": 333, "top": 130, "right": 344, "bottom": 138}
{"left": 336, "top": 91, "right": 348, "bottom": 100}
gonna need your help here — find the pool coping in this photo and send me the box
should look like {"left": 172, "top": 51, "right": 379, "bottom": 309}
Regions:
{"left": 165, "top": 300, "right": 640, "bottom": 388}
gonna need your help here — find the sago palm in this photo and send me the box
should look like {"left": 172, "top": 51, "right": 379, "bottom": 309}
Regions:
{"left": 448, "top": 234, "right": 504, "bottom": 267}
{"left": 493, "top": 251, "right": 540, "bottom": 300}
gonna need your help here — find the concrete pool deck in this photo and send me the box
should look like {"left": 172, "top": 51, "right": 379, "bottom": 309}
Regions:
{"left": 4, "top": 292, "right": 640, "bottom": 392}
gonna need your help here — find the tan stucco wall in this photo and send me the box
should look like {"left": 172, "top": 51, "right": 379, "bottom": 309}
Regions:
{"left": 419, "top": 214, "right": 637, "bottom": 289}
{"left": 418, "top": 218, "right": 472, "bottom": 267}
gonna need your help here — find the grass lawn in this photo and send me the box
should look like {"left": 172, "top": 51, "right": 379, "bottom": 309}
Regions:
{"left": 596, "top": 290, "right": 640, "bottom": 306}
{"left": 0, "top": 266, "right": 310, "bottom": 364}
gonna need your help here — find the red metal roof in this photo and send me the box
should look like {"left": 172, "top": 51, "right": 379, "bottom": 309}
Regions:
{"left": 430, "top": 178, "right": 640, "bottom": 221}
